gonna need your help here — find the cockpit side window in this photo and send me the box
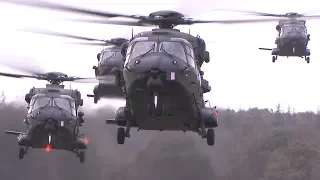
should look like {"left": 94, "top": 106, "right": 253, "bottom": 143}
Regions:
{"left": 53, "top": 98, "right": 72, "bottom": 114}
{"left": 70, "top": 99, "right": 76, "bottom": 116}
{"left": 31, "top": 97, "right": 51, "bottom": 112}
{"left": 129, "top": 41, "right": 157, "bottom": 61}
{"left": 159, "top": 42, "right": 187, "bottom": 63}
{"left": 99, "top": 51, "right": 116, "bottom": 65}
{"left": 185, "top": 45, "right": 196, "bottom": 68}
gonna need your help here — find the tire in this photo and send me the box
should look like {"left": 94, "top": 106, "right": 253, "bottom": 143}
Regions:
{"left": 79, "top": 151, "right": 85, "bottom": 163}
{"left": 19, "top": 148, "right": 25, "bottom": 159}
{"left": 272, "top": 56, "right": 276, "bottom": 63}
{"left": 306, "top": 57, "right": 310, "bottom": 63}
{"left": 206, "top": 129, "right": 215, "bottom": 146}
{"left": 117, "top": 127, "right": 125, "bottom": 145}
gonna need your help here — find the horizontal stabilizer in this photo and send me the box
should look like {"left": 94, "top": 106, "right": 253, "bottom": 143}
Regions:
{"left": 87, "top": 94, "right": 95, "bottom": 97}
{"left": 106, "top": 119, "right": 117, "bottom": 125}
{"left": 6, "top": 130, "right": 26, "bottom": 135}
{"left": 259, "top": 47, "right": 273, "bottom": 51}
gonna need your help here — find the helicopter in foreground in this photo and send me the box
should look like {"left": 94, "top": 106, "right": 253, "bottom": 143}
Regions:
{"left": 19, "top": 28, "right": 129, "bottom": 103}
{"left": 1, "top": 71, "right": 96, "bottom": 162}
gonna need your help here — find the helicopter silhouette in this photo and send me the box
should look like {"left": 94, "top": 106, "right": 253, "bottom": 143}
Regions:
{"left": 18, "top": 28, "right": 129, "bottom": 103}
{"left": 0, "top": 70, "right": 98, "bottom": 162}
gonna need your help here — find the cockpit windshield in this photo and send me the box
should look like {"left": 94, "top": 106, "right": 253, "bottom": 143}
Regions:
{"left": 53, "top": 98, "right": 72, "bottom": 114}
{"left": 159, "top": 42, "right": 187, "bottom": 62}
{"left": 32, "top": 97, "right": 51, "bottom": 110}
{"left": 281, "top": 25, "right": 307, "bottom": 36}
{"left": 130, "top": 41, "right": 156, "bottom": 60}
{"left": 30, "top": 96, "right": 75, "bottom": 116}
{"left": 100, "top": 51, "right": 116, "bottom": 64}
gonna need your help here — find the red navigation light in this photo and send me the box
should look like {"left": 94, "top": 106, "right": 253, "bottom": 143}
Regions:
{"left": 213, "top": 111, "right": 218, "bottom": 116}
{"left": 84, "top": 137, "right": 89, "bottom": 145}
{"left": 45, "top": 144, "right": 52, "bottom": 152}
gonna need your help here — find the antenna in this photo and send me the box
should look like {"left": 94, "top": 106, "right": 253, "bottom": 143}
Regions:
{"left": 131, "top": 28, "right": 134, "bottom": 38}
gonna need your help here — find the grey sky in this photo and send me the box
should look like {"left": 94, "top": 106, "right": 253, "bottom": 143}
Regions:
{"left": 0, "top": 0, "right": 320, "bottom": 111}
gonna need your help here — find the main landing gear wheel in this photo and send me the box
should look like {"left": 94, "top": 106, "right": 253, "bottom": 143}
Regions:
{"left": 79, "top": 151, "right": 85, "bottom": 163}
{"left": 117, "top": 127, "right": 126, "bottom": 144}
{"left": 206, "top": 129, "right": 215, "bottom": 146}
{"left": 94, "top": 96, "right": 98, "bottom": 104}
{"left": 19, "top": 147, "right": 25, "bottom": 159}
{"left": 306, "top": 57, "right": 310, "bottom": 63}
{"left": 272, "top": 56, "right": 277, "bottom": 63}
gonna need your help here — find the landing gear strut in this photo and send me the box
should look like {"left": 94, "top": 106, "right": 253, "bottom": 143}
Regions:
{"left": 305, "top": 56, "right": 310, "bottom": 63}
{"left": 117, "top": 106, "right": 132, "bottom": 145}
{"left": 272, "top": 56, "right": 277, "bottom": 63}
{"left": 18, "top": 146, "right": 28, "bottom": 159}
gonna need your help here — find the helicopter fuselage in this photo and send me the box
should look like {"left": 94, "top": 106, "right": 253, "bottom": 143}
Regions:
{"left": 121, "top": 37, "right": 217, "bottom": 131}
{"left": 18, "top": 94, "right": 86, "bottom": 151}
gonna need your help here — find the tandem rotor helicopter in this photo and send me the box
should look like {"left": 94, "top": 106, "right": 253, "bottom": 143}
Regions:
{"left": 0, "top": 67, "right": 99, "bottom": 162}
{"left": 19, "top": 28, "right": 130, "bottom": 104}
{"left": 2, "top": 0, "right": 306, "bottom": 146}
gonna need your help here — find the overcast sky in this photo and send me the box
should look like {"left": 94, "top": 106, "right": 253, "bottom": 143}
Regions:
{"left": 0, "top": 0, "right": 320, "bottom": 112}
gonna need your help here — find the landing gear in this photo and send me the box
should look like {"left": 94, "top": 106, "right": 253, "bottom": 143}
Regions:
{"left": 117, "top": 127, "right": 125, "bottom": 144}
{"left": 206, "top": 129, "right": 215, "bottom": 146}
{"left": 305, "top": 56, "right": 310, "bottom": 63}
{"left": 18, "top": 146, "right": 28, "bottom": 159}
{"left": 117, "top": 108, "right": 132, "bottom": 145}
{"left": 272, "top": 56, "right": 277, "bottom": 63}
{"left": 79, "top": 151, "right": 85, "bottom": 163}
{"left": 94, "top": 96, "right": 98, "bottom": 104}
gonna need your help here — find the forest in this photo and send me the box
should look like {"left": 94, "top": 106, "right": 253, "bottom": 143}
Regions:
{"left": 0, "top": 93, "right": 320, "bottom": 180}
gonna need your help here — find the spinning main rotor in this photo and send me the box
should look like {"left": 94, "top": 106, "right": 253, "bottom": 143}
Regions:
{"left": 3, "top": 0, "right": 320, "bottom": 29}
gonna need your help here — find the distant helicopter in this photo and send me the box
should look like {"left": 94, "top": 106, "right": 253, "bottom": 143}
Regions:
{"left": 0, "top": 70, "right": 97, "bottom": 162}
{"left": 19, "top": 28, "right": 129, "bottom": 103}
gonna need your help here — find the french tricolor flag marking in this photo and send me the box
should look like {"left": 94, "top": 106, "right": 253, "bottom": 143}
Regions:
{"left": 170, "top": 72, "right": 175, "bottom": 80}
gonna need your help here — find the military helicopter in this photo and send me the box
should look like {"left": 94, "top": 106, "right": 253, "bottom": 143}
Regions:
{"left": 251, "top": 12, "right": 315, "bottom": 63}
{"left": 1, "top": 1, "right": 293, "bottom": 146}
{"left": 0, "top": 70, "right": 97, "bottom": 162}
{"left": 18, "top": 28, "right": 129, "bottom": 103}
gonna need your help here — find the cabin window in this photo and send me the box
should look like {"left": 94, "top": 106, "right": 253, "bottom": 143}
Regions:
{"left": 129, "top": 41, "right": 157, "bottom": 61}
{"left": 53, "top": 98, "right": 72, "bottom": 114}
{"left": 100, "top": 51, "right": 116, "bottom": 65}
{"left": 159, "top": 42, "right": 187, "bottom": 63}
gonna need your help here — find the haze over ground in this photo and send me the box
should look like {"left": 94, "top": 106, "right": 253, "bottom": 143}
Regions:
{"left": 0, "top": 0, "right": 320, "bottom": 111}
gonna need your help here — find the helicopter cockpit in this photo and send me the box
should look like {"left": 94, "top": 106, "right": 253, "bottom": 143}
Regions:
{"left": 280, "top": 25, "right": 307, "bottom": 37}
{"left": 99, "top": 50, "right": 118, "bottom": 65}
{"left": 28, "top": 94, "right": 76, "bottom": 116}
{"left": 124, "top": 37, "right": 196, "bottom": 68}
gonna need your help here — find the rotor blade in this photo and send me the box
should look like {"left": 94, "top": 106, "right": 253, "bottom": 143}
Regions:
{"left": 67, "top": 42, "right": 111, "bottom": 46}
{"left": 72, "top": 78, "right": 99, "bottom": 84}
{"left": 19, "top": 28, "right": 109, "bottom": 43}
{"left": 0, "top": 71, "right": 37, "bottom": 79}
{"left": 190, "top": 17, "right": 283, "bottom": 24}
{"left": 65, "top": 18, "right": 152, "bottom": 27}
{"left": 210, "top": 9, "right": 286, "bottom": 17}
{"left": 301, "top": 15, "right": 320, "bottom": 19}
{"left": 0, "top": 0, "right": 144, "bottom": 20}
{"left": 0, "top": 55, "right": 46, "bottom": 75}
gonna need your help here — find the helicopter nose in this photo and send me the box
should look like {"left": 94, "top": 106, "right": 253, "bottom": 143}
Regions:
{"left": 44, "top": 118, "right": 57, "bottom": 132}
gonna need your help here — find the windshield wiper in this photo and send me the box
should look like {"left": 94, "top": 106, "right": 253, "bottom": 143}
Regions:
{"left": 160, "top": 44, "right": 173, "bottom": 58}
{"left": 140, "top": 44, "right": 155, "bottom": 57}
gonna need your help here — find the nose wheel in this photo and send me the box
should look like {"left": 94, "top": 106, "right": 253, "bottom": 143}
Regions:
{"left": 18, "top": 146, "right": 28, "bottom": 159}
{"left": 206, "top": 129, "right": 215, "bottom": 146}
